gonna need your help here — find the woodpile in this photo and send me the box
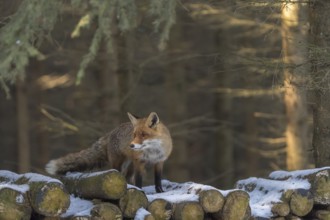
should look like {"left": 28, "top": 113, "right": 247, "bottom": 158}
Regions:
{"left": 236, "top": 167, "right": 330, "bottom": 219}
{"left": 0, "top": 167, "right": 329, "bottom": 219}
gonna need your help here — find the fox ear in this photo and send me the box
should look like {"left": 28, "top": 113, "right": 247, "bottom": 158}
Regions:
{"left": 127, "top": 112, "right": 138, "bottom": 125}
{"left": 146, "top": 112, "right": 159, "bottom": 128}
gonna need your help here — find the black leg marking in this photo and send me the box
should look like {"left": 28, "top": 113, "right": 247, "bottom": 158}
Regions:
{"left": 135, "top": 171, "right": 143, "bottom": 189}
{"left": 155, "top": 163, "right": 164, "bottom": 193}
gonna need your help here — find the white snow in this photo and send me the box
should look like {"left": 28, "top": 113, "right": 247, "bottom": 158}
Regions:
{"left": 237, "top": 175, "right": 311, "bottom": 218}
{"left": 143, "top": 180, "right": 202, "bottom": 203}
{"left": 65, "top": 169, "right": 118, "bottom": 179}
{"left": 269, "top": 166, "right": 330, "bottom": 179}
{"left": 23, "top": 172, "right": 62, "bottom": 184}
{"left": 134, "top": 208, "right": 151, "bottom": 220}
{"left": 0, "top": 170, "right": 20, "bottom": 181}
{"left": 61, "top": 195, "right": 93, "bottom": 218}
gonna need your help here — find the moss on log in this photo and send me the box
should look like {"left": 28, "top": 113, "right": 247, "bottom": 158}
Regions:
{"left": 147, "top": 198, "right": 173, "bottom": 220}
{"left": 119, "top": 186, "right": 148, "bottom": 218}
{"left": 311, "top": 170, "right": 330, "bottom": 205}
{"left": 289, "top": 189, "right": 313, "bottom": 217}
{"left": 61, "top": 170, "right": 127, "bottom": 200}
{"left": 0, "top": 184, "right": 31, "bottom": 220}
{"left": 174, "top": 201, "right": 204, "bottom": 220}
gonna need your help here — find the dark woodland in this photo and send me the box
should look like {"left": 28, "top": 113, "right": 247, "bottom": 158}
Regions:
{"left": 0, "top": 0, "right": 330, "bottom": 190}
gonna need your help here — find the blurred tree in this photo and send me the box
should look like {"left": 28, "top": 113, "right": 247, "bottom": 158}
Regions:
{"left": 281, "top": 0, "right": 309, "bottom": 170}
{"left": 0, "top": 0, "right": 177, "bottom": 94}
{"left": 310, "top": 0, "right": 330, "bottom": 167}
{"left": 16, "top": 76, "right": 30, "bottom": 173}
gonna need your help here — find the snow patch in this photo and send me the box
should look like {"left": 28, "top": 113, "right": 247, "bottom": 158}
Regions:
{"left": 0, "top": 170, "right": 20, "bottom": 181}
{"left": 65, "top": 169, "right": 118, "bottom": 179}
{"left": 61, "top": 195, "right": 93, "bottom": 218}
{"left": 134, "top": 208, "right": 151, "bottom": 220}
{"left": 143, "top": 180, "right": 201, "bottom": 203}
{"left": 237, "top": 176, "right": 311, "bottom": 218}
{"left": 23, "top": 172, "right": 62, "bottom": 184}
{"left": 0, "top": 183, "right": 29, "bottom": 193}
{"left": 269, "top": 167, "right": 330, "bottom": 179}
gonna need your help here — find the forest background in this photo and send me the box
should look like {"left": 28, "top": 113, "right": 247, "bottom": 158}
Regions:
{"left": 0, "top": 0, "right": 329, "bottom": 189}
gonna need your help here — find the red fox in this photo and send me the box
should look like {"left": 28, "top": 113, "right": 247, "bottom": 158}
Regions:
{"left": 45, "top": 112, "right": 172, "bottom": 193}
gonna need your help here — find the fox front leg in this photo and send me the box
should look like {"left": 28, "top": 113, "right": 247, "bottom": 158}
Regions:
{"left": 133, "top": 160, "right": 145, "bottom": 188}
{"left": 154, "top": 162, "right": 164, "bottom": 193}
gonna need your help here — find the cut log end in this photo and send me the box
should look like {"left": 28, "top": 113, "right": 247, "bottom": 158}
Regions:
{"left": 199, "top": 189, "right": 224, "bottom": 213}
{"left": 0, "top": 187, "right": 32, "bottom": 220}
{"left": 220, "top": 190, "right": 251, "bottom": 220}
{"left": 148, "top": 198, "right": 173, "bottom": 220}
{"left": 174, "top": 202, "right": 204, "bottom": 220}
{"left": 119, "top": 188, "right": 148, "bottom": 218}
{"left": 90, "top": 203, "right": 123, "bottom": 220}
{"left": 102, "top": 171, "right": 127, "bottom": 199}
{"left": 290, "top": 189, "right": 314, "bottom": 217}
{"left": 30, "top": 182, "right": 70, "bottom": 216}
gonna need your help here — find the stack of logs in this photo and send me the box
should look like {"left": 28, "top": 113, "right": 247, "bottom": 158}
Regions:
{"left": 0, "top": 167, "right": 329, "bottom": 220}
{"left": 236, "top": 167, "right": 330, "bottom": 220}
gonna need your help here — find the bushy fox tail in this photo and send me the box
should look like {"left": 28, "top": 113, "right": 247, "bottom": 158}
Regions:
{"left": 45, "top": 138, "right": 108, "bottom": 175}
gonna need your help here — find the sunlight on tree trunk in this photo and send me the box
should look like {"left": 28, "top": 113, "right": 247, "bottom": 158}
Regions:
{"left": 281, "top": 1, "right": 309, "bottom": 170}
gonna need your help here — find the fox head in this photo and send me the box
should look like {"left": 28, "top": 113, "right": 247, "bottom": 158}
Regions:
{"left": 127, "top": 112, "right": 161, "bottom": 149}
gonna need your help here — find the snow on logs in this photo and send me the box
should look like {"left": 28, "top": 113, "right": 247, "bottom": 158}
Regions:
{"left": 236, "top": 166, "right": 330, "bottom": 219}
{"left": 0, "top": 167, "right": 329, "bottom": 219}
{"left": 0, "top": 170, "right": 70, "bottom": 218}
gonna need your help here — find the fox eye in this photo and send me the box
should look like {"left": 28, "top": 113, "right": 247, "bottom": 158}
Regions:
{"left": 141, "top": 132, "right": 148, "bottom": 138}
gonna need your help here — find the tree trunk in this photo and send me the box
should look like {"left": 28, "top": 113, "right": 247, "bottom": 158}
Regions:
{"left": 309, "top": 0, "right": 330, "bottom": 167}
{"left": 213, "top": 29, "right": 234, "bottom": 189}
{"left": 281, "top": 0, "right": 310, "bottom": 170}
{"left": 165, "top": 19, "right": 189, "bottom": 182}
{"left": 16, "top": 76, "right": 30, "bottom": 173}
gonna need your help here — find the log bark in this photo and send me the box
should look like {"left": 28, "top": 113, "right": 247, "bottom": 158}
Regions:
{"left": 39, "top": 202, "right": 123, "bottom": 220}
{"left": 310, "top": 169, "right": 330, "bottom": 205}
{"left": 198, "top": 189, "right": 224, "bottom": 213}
{"left": 147, "top": 198, "right": 173, "bottom": 220}
{"left": 173, "top": 201, "right": 204, "bottom": 220}
{"left": 289, "top": 189, "right": 313, "bottom": 217}
{"left": 312, "top": 210, "right": 330, "bottom": 220}
{"left": 0, "top": 171, "right": 70, "bottom": 216}
{"left": 61, "top": 170, "right": 127, "bottom": 200}
{"left": 218, "top": 190, "right": 250, "bottom": 220}
{"left": 119, "top": 186, "right": 148, "bottom": 218}
{"left": 0, "top": 184, "right": 31, "bottom": 220}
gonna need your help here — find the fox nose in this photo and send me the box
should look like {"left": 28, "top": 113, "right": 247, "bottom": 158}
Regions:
{"left": 130, "top": 144, "right": 135, "bottom": 148}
